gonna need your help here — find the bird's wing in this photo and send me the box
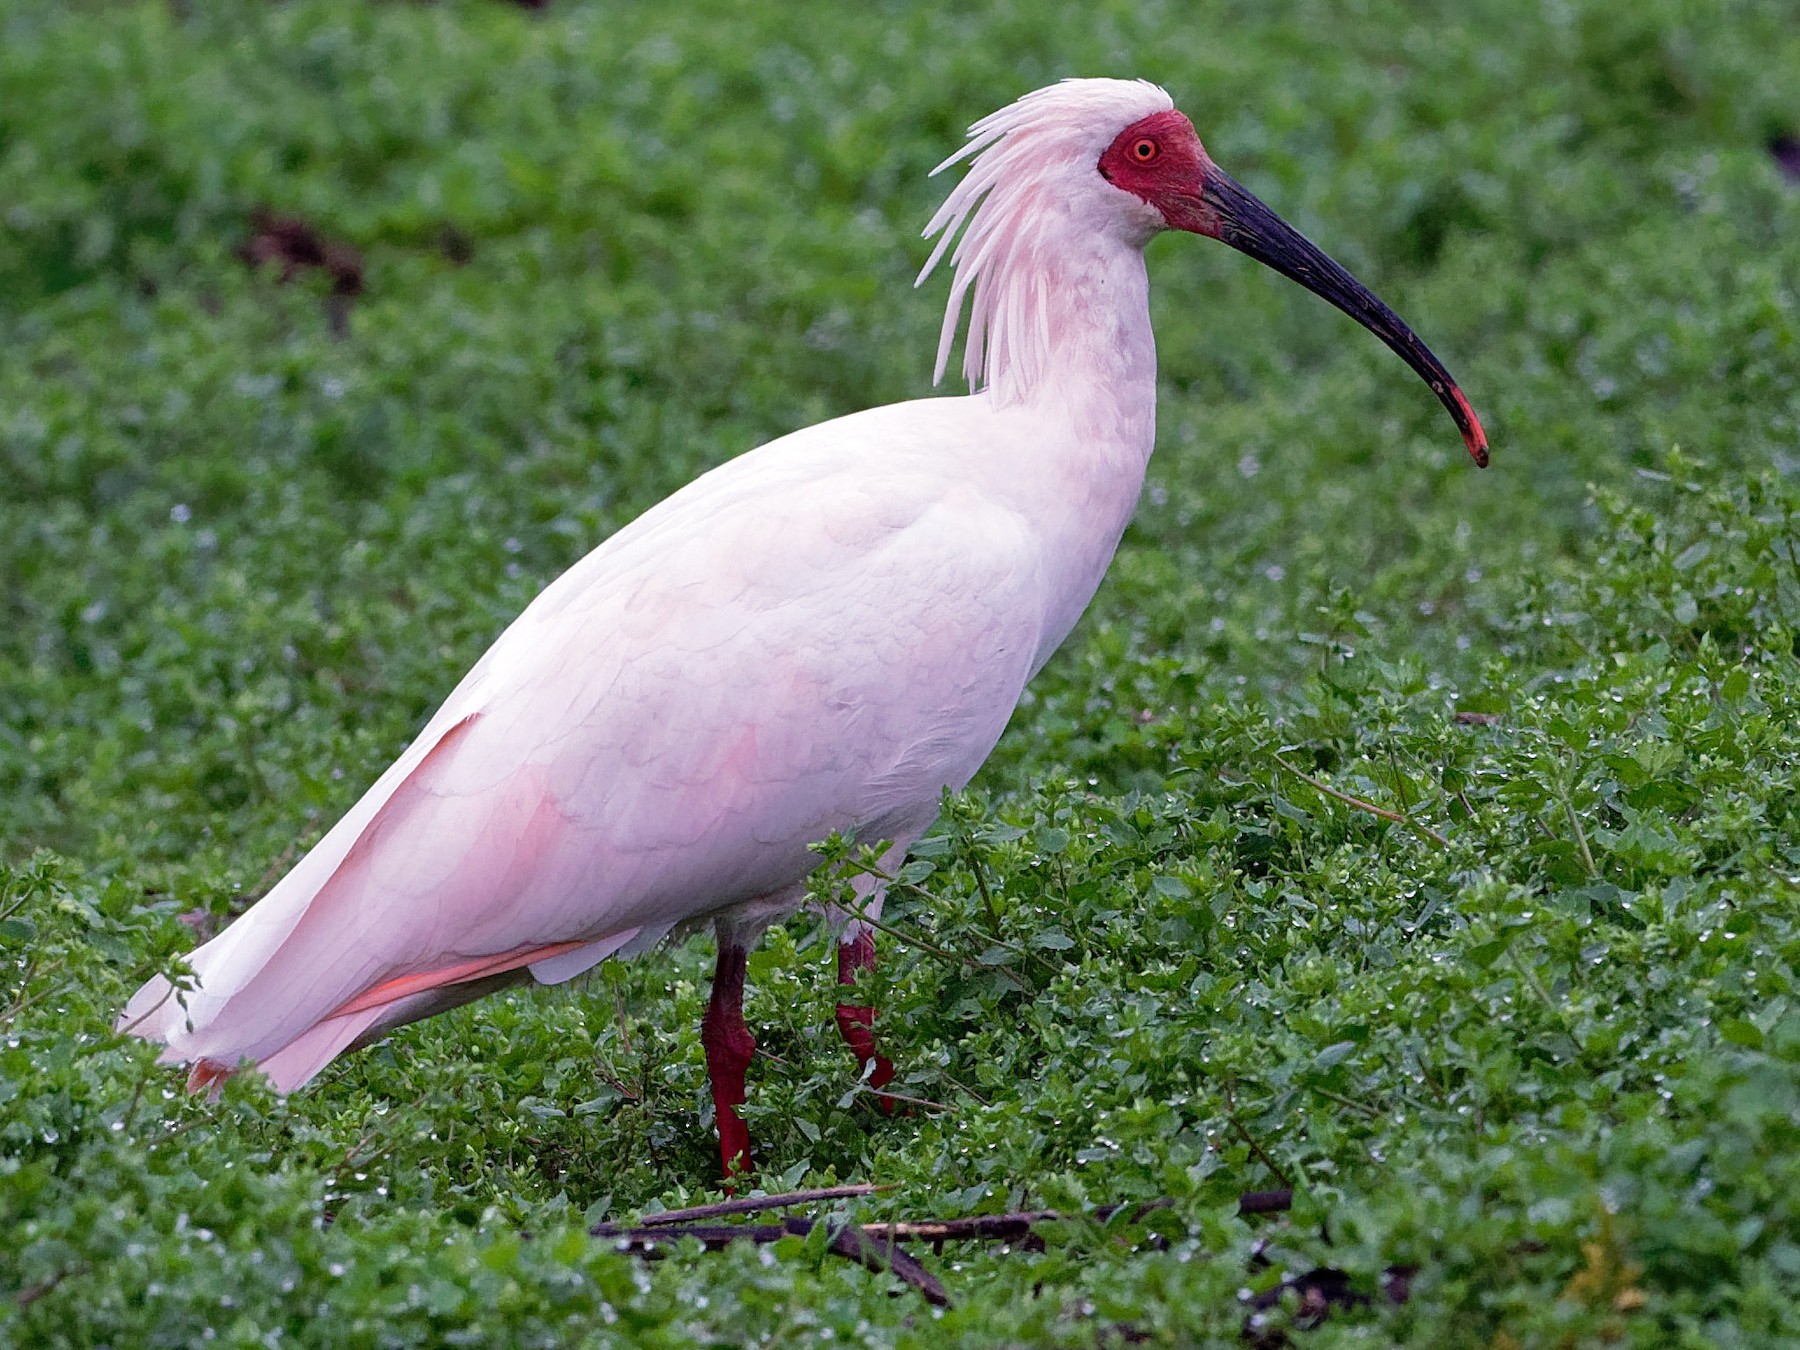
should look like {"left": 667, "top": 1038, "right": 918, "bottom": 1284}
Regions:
{"left": 130, "top": 400, "right": 1052, "bottom": 1080}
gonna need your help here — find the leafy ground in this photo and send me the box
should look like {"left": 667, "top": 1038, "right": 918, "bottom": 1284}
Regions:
{"left": 3, "top": 0, "right": 1800, "bottom": 1344}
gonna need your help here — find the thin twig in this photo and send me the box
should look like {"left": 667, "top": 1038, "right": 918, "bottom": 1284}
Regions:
{"left": 0, "top": 967, "right": 73, "bottom": 1029}
{"left": 612, "top": 967, "right": 636, "bottom": 1059}
{"left": 968, "top": 855, "right": 1003, "bottom": 935}
{"left": 15, "top": 1262, "right": 87, "bottom": 1308}
{"left": 595, "top": 1215, "right": 948, "bottom": 1305}
{"left": 1506, "top": 948, "right": 1560, "bottom": 1011}
{"left": 1308, "top": 1084, "right": 1382, "bottom": 1119}
{"left": 889, "top": 882, "right": 1049, "bottom": 972}
{"left": 852, "top": 1086, "right": 954, "bottom": 1113}
{"left": 1225, "top": 1112, "right": 1294, "bottom": 1190}
{"left": 232, "top": 838, "right": 300, "bottom": 910}
{"left": 598, "top": 1193, "right": 1291, "bottom": 1258}
{"left": 598, "top": 1221, "right": 788, "bottom": 1247}
{"left": 329, "top": 1122, "right": 386, "bottom": 1196}
{"left": 818, "top": 1218, "right": 949, "bottom": 1305}
{"left": 843, "top": 903, "right": 971, "bottom": 968}
{"left": 937, "top": 1070, "right": 992, "bottom": 1108}
{"left": 834, "top": 853, "right": 1049, "bottom": 979}
{"left": 2, "top": 948, "right": 39, "bottom": 1011}
{"left": 144, "top": 1111, "right": 212, "bottom": 1153}
{"left": 842, "top": 898, "right": 1027, "bottom": 991}
{"left": 1558, "top": 787, "right": 1600, "bottom": 879}
{"left": 1272, "top": 754, "right": 1451, "bottom": 849}
{"left": 0, "top": 887, "right": 35, "bottom": 929}
{"left": 113, "top": 978, "right": 178, "bottom": 1038}
{"left": 1385, "top": 739, "right": 1413, "bottom": 814}
{"left": 1500, "top": 949, "right": 1596, "bottom": 1071}
{"left": 591, "top": 1058, "right": 642, "bottom": 1103}
{"left": 604, "top": 1193, "right": 1291, "bottom": 1248}
{"left": 859, "top": 1199, "right": 1175, "bottom": 1243}
{"left": 634, "top": 1184, "right": 888, "bottom": 1227}
{"left": 120, "top": 1070, "right": 149, "bottom": 1135}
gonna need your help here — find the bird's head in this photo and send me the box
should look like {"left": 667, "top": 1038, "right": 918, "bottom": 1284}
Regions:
{"left": 923, "top": 80, "right": 1488, "bottom": 466}
{"left": 1096, "top": 105, "right": 1486, "bottom": 465}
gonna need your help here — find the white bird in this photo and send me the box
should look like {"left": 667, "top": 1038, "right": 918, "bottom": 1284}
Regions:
{"left": 121, "top": 78, "right": 1486, "bottom": 1178}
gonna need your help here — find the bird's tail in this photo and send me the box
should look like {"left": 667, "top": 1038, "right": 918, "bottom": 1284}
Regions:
{"left": 118, "top": 920, "right": 651, "bottom": 1094}
{"left": 118, "top": 712, "right": 529, "bottom": 1092}
{"left": 116, "top": 708, "right": 670, "bottom": 1095}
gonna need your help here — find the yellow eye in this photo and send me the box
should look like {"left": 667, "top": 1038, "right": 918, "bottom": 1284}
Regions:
{"left": 1133, "top": 138, "right": 1158, "bottom": 162}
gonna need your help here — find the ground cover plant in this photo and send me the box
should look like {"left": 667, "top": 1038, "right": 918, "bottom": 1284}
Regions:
{"left": 3, "top": 0, "right": 1799, "bottom": 1343}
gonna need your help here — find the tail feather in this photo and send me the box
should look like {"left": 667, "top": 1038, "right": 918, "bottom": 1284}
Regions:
{"left": 118, "top": 700, "right": 661, "bottom": 1096}
{"left": 124, "top": 928, "right": 648, "bottom": 1095}
{"left": 257, "top": 1007, "right": 389, "bottom": 1093}
{"left": 117, "top": 973, "right": 181, "bottom": 1040}
{"left": 332, "top": 937, "right": 599, "bottom": 1018}
{"left": 158, "top": 712, "right": 487, "bottom": 1064}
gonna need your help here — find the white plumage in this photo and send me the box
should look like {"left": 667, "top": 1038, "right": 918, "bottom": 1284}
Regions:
{"left": 122, "top": 79, "right": 1482, "bottom": 1174}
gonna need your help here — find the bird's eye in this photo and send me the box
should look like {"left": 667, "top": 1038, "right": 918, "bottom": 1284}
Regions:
{"left": 1132, "top": 139, "right": 1158, "bottom": 162}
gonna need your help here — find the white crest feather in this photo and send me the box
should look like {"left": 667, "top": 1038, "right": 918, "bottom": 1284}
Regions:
{"left": 917, "top": 78, "right": 1173, "bottom": 398}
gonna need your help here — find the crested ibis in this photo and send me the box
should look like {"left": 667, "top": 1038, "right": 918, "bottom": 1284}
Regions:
{"left": 121, "top": 79, "right": 1486, "bottom": 1178}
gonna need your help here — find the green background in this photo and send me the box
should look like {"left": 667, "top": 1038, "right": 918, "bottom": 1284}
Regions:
{"left": 3, "top": 0, "right": 1799, "bottom": 1344}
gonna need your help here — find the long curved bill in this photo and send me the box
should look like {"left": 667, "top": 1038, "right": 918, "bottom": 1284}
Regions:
{"left": 1200, "top": 166, "right": 1488, "bottom": 467}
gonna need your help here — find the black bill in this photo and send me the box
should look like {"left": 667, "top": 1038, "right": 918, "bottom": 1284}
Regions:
{"left": 1200, "top": 166, "right": 1488, "bottom": 467}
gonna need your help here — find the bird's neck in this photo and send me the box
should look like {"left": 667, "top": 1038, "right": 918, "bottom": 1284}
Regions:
{"left": 975, "top": 237, "right": 1161, "bottom": 673}
{"left": 984, "top": 235, "right": 1158, "bottom": 462}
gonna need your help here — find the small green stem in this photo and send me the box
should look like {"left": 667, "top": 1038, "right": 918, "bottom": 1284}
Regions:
{"left": 1552, "top": 767, "right": 1600, "bottom": 879}
{"left": 1272, "top": 753, "right": 1450, "bottom": 849}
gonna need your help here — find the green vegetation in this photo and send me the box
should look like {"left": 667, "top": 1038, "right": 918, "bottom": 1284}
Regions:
{"left": 4, "top": 0, "right": 1800, "bottom": 1343}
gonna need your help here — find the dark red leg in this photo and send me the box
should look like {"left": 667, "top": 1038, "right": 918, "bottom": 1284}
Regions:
{"left": 835, "top": 930, "right": 897, "bottom": 1113}
{"left": 701, "top": 938, "right": 756, "bottom": 1179}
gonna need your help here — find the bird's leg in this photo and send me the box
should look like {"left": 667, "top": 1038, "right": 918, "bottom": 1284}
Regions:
{"left": 701, "top": 936, "right": 756, "bottom": 1180}
{"left": 834, "top": 930, "right": 898, "bottom": 1114}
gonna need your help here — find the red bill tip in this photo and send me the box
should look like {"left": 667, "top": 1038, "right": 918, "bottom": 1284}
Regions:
{"left": 1450, "top": 386, "right": 1489, "bottom": 468}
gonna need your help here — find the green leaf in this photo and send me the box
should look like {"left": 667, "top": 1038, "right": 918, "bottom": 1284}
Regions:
{"left": 1311, "top": 1041, "right": 1358, "bottom": 1071}
{"left": 1673, "top": 540, "right": 1711, "bottom": 571}
{"left": 1468, "top": 935, "right": 1518, "bottom": 970}
{"left": 1720, "top": 1018, "right": 1765, "bottom": 1050}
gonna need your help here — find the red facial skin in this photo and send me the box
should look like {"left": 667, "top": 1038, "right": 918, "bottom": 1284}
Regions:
{"left": 1097, "top": 110, "right": 1220, "bottom": 236}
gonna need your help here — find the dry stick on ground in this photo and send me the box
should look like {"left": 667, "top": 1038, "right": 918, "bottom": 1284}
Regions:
{"left": 635, "top": 1184, "right": 888, "bottom": 1226}
{"left": 592, "top": 1189, "right": 1297, "bottom": 1309}
{"left": 816, "top": 1219, "right": 947, "bottom": 1305}
{"left": 595, "top": 1216, "right": 948, "bottom": 1305}
{"left": 595, "top": 1187, "right": 1292, "bottom": 1238}
{"left": 856, "top": 1198, "right": 1176, "bottom": 1249}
